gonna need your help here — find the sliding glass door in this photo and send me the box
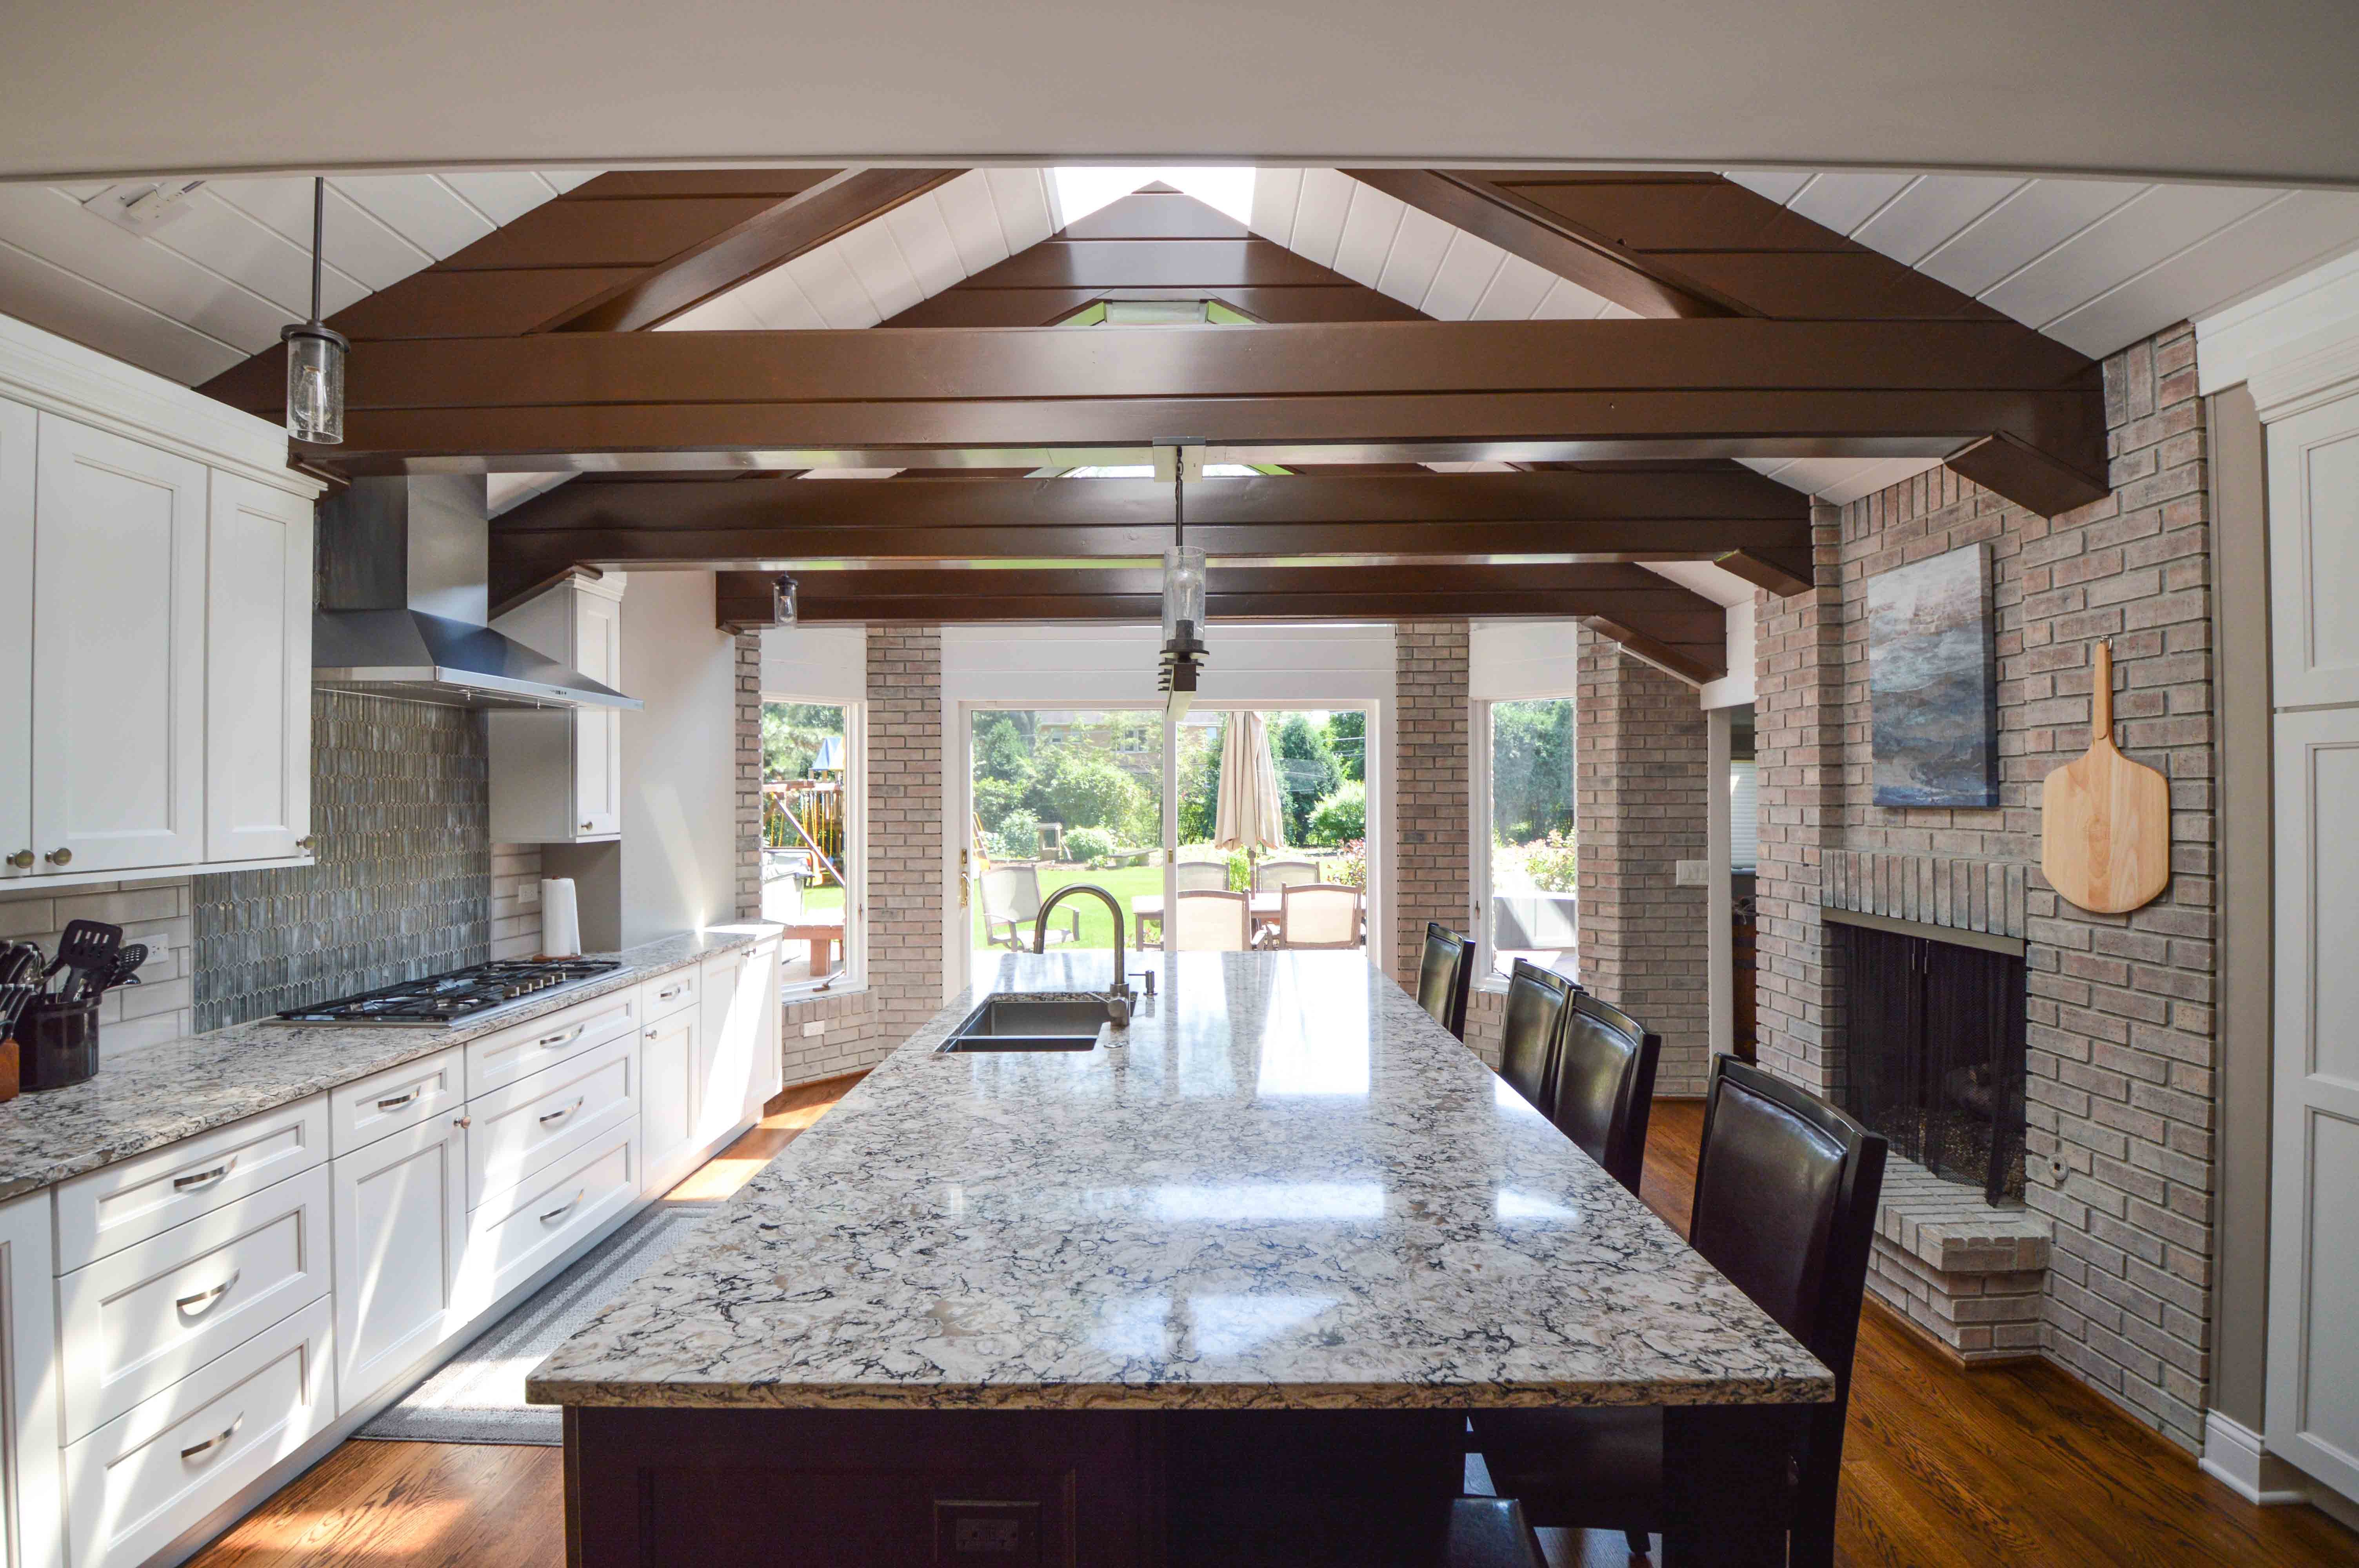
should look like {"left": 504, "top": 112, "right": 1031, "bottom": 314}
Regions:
{"left": 962, "top": 702, "right": 1374, "bottom": 980}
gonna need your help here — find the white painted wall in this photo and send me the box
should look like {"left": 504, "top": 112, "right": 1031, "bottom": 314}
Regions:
{"left": 1468, "top": 620, "right": 1581, "bottom": 700}
{"left": 1700, "top": 599, "right": 1757, "bottom": 710}
{"left": 760, "top": 623, "right": 866, "bottom": 702}
{"left": 939, "top": 622, "right": 1398, "bottom": 990}
{"left": 617, "top": 572, "right": 740, "bottom": 947}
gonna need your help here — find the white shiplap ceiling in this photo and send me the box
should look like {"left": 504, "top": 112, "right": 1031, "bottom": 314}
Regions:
{"left": 0, "top": 170, "right": 589, "bottom": 384}
{"left": 7, "top": 163, "right": 2359, "bottom": 509}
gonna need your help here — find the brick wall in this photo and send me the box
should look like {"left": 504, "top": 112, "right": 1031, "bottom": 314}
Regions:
{"left": 1574, "top": 626, "right": 1714, "bottom": 1097}
{"left": 1393, "top": 621, "right": 1472, "bottom": 984}
{"left": 1752, "top": 324, "right": 2219, "bottom": 1452}
{"left": 734, "top": 634, "right": 762, "bottom": 922}
{"left": 772, "top": 626, "right": 946, "bottom": 1087}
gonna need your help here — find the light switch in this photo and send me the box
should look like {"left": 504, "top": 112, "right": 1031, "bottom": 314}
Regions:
{"left": 1674, "top": 859, "right": 1709, "bottom": 886}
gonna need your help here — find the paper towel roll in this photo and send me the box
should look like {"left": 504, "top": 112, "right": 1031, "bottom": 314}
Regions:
{"left": 540, "top": 878, "right": 581, "bottom": 958}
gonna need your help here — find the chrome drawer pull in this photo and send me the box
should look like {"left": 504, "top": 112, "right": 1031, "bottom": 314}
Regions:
{"left": 536, "top": 1024, "right": 586, "bottom": 1049}
{"left": 657, "top": 984, "right": 685, "bottom": 1001}
{"left": 175, "top": 1270, "right": 240, "bottom": 1316}
{"left": 180, "top": 1413, "right": 244, "bottom": 1461}
{"left": 172, "top": 1158, "right": 236, "bottom": 1192}
{"left": 375, "top": 1089, "right": 422, "bottom": 1111}
{"left": 538, "top": 1097, "right": 585, "bottom": 1127}
{"left": 538, "top": 1190, "right": 585, "bottom": 1224}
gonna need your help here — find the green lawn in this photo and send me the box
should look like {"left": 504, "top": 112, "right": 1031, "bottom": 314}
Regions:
{"left": 974, "top": 862, "right": 1165, "bottom": 951}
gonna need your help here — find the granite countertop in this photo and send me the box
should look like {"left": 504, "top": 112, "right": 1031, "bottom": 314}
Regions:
{"left": 526, "top": 950, "right": 1835, "bottom": 1413}
{"left": 0, "top": 926, "right": 775, "bottom": 1201}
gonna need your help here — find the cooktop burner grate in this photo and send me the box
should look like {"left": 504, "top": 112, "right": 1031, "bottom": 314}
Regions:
{"left": 274, "top": 958, "right": 624, "bottom": 1027}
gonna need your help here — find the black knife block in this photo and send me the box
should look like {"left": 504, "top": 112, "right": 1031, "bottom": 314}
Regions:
{"left": 18, "top": 996, "right": 98, "bottom": 1091}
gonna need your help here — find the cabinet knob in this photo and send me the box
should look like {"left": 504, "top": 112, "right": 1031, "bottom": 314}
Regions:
{"left": 453, "top": 1115, "right": 471, "bottom": 1129}
{"left": 44, "top": 848, "right": 70, "bottom": 867}
{"left": 580, "top": 820, "right": 594, "bottom": 832}
{"left": 5, "top": 850, "right": 30, "bottom": 870}
{"left": 296, "top": 836, "right": 316, "bottom": 851}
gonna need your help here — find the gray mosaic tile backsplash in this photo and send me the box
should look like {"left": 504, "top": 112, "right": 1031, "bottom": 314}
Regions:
{"left": 195, "top": 692, "right": 492, "bottom": 1031}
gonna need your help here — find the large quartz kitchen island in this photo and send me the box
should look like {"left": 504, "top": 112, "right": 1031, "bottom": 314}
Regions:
{"left": 528, "top": 951, "right": 1832, "bottom": 1566}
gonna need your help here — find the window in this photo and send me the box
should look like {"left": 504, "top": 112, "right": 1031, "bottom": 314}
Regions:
{"left": 1478, "top": 697, "right": 1577, "bottom": 978}
{"left": 762, "top": 700, "right": 859, "bottom": 988}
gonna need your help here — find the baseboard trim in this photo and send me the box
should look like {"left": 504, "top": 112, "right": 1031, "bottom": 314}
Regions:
{"left": 2200, "top": 1410, "right": 2312, "bottom": 1506}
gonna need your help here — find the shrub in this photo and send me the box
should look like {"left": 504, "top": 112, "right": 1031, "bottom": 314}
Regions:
{"left": 1031, "top": 750, "right": 1149, "bottom": 835}
{"left": 972, "top": 775, "right": 1028, "bottom": 832}
{"left": 1063, "top": 826, "right": 1115, "bottom": 866}
{"left": 1497, "top": 829, "right": 1578, "bottom": 893}
{"left": 1303, "top": 780, "right": 1366, "bottom": 846}
{"left": 1326, "top": 839, "right": 1368, "bottom": 888}
{"left": 987, "top": 809, "right": 1040, "bottom": 862}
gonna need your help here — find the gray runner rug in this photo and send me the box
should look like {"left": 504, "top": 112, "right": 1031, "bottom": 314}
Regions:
{"left": 358, "top": 1199, "right": 721, "bottom": 1446}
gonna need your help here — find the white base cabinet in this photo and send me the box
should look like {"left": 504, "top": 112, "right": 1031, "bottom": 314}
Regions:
{"left": 1, "top": 1191, "right": 63, "bottom": 1568}
{"left": 330, "top": 1117, "right": 468, "bottom": 1416}
{"left": 639, "top": 1006, "right": 704, "bottom": 1198}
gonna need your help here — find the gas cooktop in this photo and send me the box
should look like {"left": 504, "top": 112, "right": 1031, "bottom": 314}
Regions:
{"left": 274, "top": 958, "right": 624, "bottom": 1027}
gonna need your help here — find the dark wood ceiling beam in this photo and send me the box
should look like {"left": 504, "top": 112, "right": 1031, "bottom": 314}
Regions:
{"left": 281, "top": 319, "right": 2105, "bottom": 515}
{"left": 547, "top": 167, "right": 963, "bottom": 332}
{"left": 1341, "top": 169, "right": 1739, "bottom": 319}
{"left": 1710, "top": 546, "right": 1816, "bottom": 597}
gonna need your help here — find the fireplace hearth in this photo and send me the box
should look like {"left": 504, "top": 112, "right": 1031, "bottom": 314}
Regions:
{"left": 1835, "top": 918, "right": 2027, "bottom": 1205}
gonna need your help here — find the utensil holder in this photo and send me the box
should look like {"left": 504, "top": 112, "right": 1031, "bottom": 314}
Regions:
{"left": 18, "top": 996, "right": 98, "bottom": 1091}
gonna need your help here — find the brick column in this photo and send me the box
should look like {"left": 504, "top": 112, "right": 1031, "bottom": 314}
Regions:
{"left": 1574, "top": 626, "right": 1714, "bottom": 1095}
{"left": 1752, "top": 503, "right": 1846, "bottom": 1098}
{"left": 866, "top": 626, "right": 947, "bottom": 1040}
{"left": 1392, "top": 621, "right": 1472, "bottom": 983}
{"left": 734, "top": 633, "right": 762, "bottom": 921}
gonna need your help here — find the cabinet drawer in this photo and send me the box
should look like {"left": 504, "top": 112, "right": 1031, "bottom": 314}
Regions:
{"left": 468, "top": 1031, "right": 637, "bottom": 1209}
{"left": 465, "top": 988, "right": 638, "bottom": 1098}
{"left": 329, "top": 1046, "right": 463, "bottom": 1156}
{"left": 58, "top": 1096, "right": 328, "bottom": 1272}
{"left": 60, "top": 1163, "right": 330, "bottom": 1444}
{"left": 64, "top": 1294, "right": 334, "bottom": 1568}
{"left": 462, "top": 1122, "right": 640, "bottom": 1308}
{"left": 642, "top": 964, "right": 699, "bottom": 1022}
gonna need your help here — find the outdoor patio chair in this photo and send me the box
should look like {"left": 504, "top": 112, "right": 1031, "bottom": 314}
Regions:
{"left": 1172, "top": 889, "right": 1253, "bottom": 951}
{"left": 980, "top": 863, "right": 1081, "bottom": 952}
{"left": 1254, "top": 857, "right": 1319, "bottom": 892}
{"left": 1277, "top": 883, "right": 1361, "bottom": 949}
{"left": 1174, "top": 860, "right": 1230, "bottom": 892}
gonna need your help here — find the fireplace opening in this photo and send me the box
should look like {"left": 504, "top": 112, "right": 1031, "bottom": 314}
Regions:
{"left": 1835, "top": 920, "right": 2027, "bottom": 1205}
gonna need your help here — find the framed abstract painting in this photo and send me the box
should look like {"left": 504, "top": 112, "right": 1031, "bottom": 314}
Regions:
{"left": 1867, "top": 543, "right": 1999, "bottom": 808}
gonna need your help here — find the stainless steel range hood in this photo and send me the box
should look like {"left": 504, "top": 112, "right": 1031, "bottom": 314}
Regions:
{"left": 314, "top": 475, "right": 640, "bottom": 713}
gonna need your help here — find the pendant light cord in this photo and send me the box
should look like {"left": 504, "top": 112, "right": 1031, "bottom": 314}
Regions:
{"left": 309, "top": 178, "right": 324, "bottom": 326}
{"left": 1173, "top": 461, "right": 1184, "bottom": 548}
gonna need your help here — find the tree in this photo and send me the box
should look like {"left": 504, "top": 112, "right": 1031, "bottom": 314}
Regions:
{"left": 1272, "top": 713, "right": 1341, "bottom": 844}
{"left": 1030, "top": 749, "right": 1150, "bottom": 841}
{"left": 1324, "top": 710, "right": 1366, "bottom": 782}
{"left": 1177, "top": 722, "right": 1224, "bottom": 842}
{"left": 1305, "top": 779, "right": 1366, "bottom": 846}
{"left": 762, "top": 702, "right": 842, "bottom": 781}
{"left": 1490, "top": 698, "right": 1576, "bottom": 846}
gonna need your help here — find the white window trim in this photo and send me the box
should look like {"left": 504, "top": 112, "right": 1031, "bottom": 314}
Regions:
{"left": 764, "top": 693, "right": 867, "bottom": 999}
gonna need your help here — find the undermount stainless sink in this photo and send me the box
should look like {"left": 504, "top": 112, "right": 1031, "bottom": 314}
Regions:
{"left": 938, "top": 995, "right": 1111, "bottom": 1052}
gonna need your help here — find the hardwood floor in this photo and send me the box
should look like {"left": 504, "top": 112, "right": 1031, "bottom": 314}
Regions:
{"left": 186, "top": 1084, "right": 2356, "bottom": 1568}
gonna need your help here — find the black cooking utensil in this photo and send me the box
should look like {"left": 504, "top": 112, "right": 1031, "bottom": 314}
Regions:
{"left": 45, "top": 921, "right": 121, "bottom": 999}
{"left": 0, "top": 942, "right": 40, "bottom": 991}
{"left": 0, "top": 982, "right": 35, "bottom": 1040}
{"left": 92, "top": 945, "right": 148, "bottom": 997}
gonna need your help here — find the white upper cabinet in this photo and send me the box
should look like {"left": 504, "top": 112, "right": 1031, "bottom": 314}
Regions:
{"left": 205, "top": 472, "right": 314, "bottom": 862}
{"left": 0, "top": 399, "right": 31, "bottom": 880}
{"left": 30, "top": 414, "right": 208, "bottom": 876}
{"left": 0, "top": 312, "right": 322, "bottom": 887}
{"left": 489, "top": 572, "right": 627, "bottom": 843}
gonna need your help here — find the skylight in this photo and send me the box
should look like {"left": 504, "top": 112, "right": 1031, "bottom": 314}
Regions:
{"left": 1060, "top": 464, "right": 1264, "bottom": 479}
{"left": 1051, "top": 167, "right": 1257, "bottom": 227}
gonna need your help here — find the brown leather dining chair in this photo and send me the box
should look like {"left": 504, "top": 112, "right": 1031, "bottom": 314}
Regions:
{"left": 1494, "top": 959, "right": 1576, "bottom": 1112}
{"left": 1416, "top": 922, "right": 1475, "bottom": 1041}
{"left": 1543, "top": 993, "right": 1661, "bottom": 1196}
{"left": 1474, "top": 1057, "right": 1888, "bottom": 1568}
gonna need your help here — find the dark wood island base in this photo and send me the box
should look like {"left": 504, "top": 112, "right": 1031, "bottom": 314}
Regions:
{"left": 561, "top": 1403, "right": 1803, "bottom": 1568}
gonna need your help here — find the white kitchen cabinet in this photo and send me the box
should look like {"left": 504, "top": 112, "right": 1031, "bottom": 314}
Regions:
{"left": 697, "top": 949, "right": 760, "bottom": 1150}
{"left": 489, "top": 572, "right": 627, "bottom": 843}
{"left": 743, "top": 939, "right": 783, "bottom": 1123}
{"left": 330, "top": 1113, "right": 468, "bottom": 1415}
{"left": 29, "top": 413, "right": 208, "bottom": 877}
{"left": 639, "top": 1006, "right": 703, "bottom": 1198}
{"left": 0, "top": 398, "right": 32, "bottom": 881}
{"left": 204, "top": 471, "right": 314, "bottom": 864}
{"left": 0, "top": 1190, "right": 63, "bottom": 1568}
{"left": 0, "top": 314, "right": 323, "bottom": 889}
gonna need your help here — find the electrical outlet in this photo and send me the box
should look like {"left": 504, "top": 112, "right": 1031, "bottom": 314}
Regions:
{"left": 934, "top": 1501, "right": 1040, "bottom": 1562}
{"left": 1674, "top": 859, "right": 1709, "bottom": 886}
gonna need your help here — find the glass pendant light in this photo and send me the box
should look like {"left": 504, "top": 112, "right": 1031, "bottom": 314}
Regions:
{"left": 1156, "top": 442, "right": 1207, "bottom": 719}
{"left": 281, "top": 178, "right": 348, "bottom": 444}
{"left": 774, "top": 573, "right": 799, "bottom": 626}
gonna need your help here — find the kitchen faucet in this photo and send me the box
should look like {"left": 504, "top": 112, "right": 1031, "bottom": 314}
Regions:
{"left": 1033, "top": 884, "right": 1133, "bottom": 1027}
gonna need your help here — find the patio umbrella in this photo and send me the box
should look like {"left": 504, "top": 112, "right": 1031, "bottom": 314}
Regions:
{"left": 1214, "top": 711, "right": 1287, "bottom": 881}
